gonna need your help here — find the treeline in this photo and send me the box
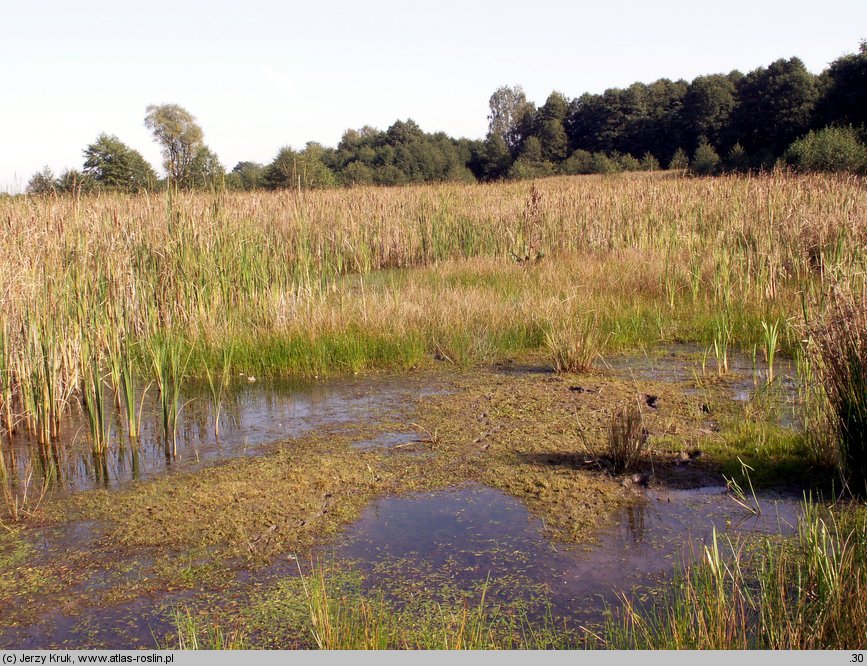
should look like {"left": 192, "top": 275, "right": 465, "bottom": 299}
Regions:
{"left": 25, "top": 43, "right": 867, "bottom": 195}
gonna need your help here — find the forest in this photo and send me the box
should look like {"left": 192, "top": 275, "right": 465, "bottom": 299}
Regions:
{"left": 23, "top": 42, "right": 867, "bottom": 196}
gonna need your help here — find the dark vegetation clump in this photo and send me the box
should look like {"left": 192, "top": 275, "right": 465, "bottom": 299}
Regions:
{"left": 607, "top": 401, "right": 647, "bottom": 474}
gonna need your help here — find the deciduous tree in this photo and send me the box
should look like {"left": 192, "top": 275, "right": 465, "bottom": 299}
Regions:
{"left": 83, "top": 133, "right": 156, "bottom": 192}
{"left": 488, "top": 85, "right": 536, "bottom": 153}
{"left": 144, "top": 104, "right": 205, "bottom": 188}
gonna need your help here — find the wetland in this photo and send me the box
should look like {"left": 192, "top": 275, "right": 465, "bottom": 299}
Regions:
{"left": 1, "top": 173, "right": 865, "bottom": 648}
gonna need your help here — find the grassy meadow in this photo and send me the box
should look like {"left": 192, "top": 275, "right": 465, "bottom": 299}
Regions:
{"left": 1, "top": 171, "right": 866, "bottom": 649}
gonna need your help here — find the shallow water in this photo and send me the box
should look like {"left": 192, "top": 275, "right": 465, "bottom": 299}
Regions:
{"left": 1, "top": 481, "right": 802, "bottom": 648}
{"left": 602, "top": 343, "right": 800, "bottom": 428}
{"left": 4, "top": 374, "right": 439, "bottom": 494}
{"left": 331, "top": 482, "right": 801, "bottom": 625}
{"left": 3, "top": 344, "right": 801, "bottom": 494}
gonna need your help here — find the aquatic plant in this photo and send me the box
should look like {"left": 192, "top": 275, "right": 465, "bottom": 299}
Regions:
{"left": 297, "top": 567, "right": 574, "bottom": 649}
{"left": 168, "top": 607, "right": 247, "bottom": 650}
{"left": 148, "top": 337, "right": 190, "bottom": 456}
{"left": 713, "top": 316, "right": 731, "bottom": 375}
{"left": 79, "top": 339, "right": 109, "bottom": 455}
{"left": 0, "top": 462, "right": 50, "bottom": 525}
{"left": 118, "top": 348, "right": 144, "bottom": 441}
{"left": 761, "top": 319, "right": 779, "bottom": 384}
{"left": 204, "top": 345, "right": 233, "bottom": 438}
{"left": 724, "top": 457, "right": 761, "bottom": 515}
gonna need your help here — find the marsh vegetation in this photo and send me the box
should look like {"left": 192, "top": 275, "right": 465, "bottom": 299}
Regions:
{"left": 0, "top": 171, "right": 864, "bottom": 649}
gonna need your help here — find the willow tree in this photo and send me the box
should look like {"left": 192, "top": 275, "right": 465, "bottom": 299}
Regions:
{"left": 144, "top": 104, "right": 204, "bottom": 188}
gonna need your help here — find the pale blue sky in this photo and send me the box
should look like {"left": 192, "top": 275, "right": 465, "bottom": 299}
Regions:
{"left": 2, "top": 0, "right": 864, "bottom": 191}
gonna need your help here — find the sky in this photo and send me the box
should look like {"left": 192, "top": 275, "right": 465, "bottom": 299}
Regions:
{"left": 2, "top": 0, "right": 865, "bottom": 192}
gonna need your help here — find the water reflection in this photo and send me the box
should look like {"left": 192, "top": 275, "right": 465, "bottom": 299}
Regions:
{"left": 2, "top": 374, "right": 432, "bottom": 494}
{"left": 334, "top": 483, "right": 802, "bottom": 624}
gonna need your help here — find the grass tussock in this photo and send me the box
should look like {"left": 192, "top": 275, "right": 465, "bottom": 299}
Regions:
{"left": 546, "top": 314, "right": 604, "bottom": 373}
{"left": 607, "top": 401, "right": 647, "bottom": 474}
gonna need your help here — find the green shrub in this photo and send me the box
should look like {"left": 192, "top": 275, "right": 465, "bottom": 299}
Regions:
{"left": 507, "top": 159, "right": 555, "bottom": 180}
{"left": 784, "top": 126, "right": 867, "bottom": 174}
{"left": 590, "top": 152, "right": 620, "bottom": 174}
{"left": 640, "top": 152, "right": 660, "bottom": 171}
{"left": 561, "top": 150, "right": 594, "bottom": 175}
{"left": 613, "top": 152, "right": 641, "bottom": 172}
{"left": 725, "top": 143, "right": 750, "bottom": 173}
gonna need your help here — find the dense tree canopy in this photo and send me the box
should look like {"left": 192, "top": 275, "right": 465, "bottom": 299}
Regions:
{"left": 323, "top": 120, "right": 474, "bottom": 186}
{"left": 83, "top": 134, "right": 156, "bottom": 192}
{"left": 815, "top": 41, "right": 867, "bottom": 129}
{"left": 731, "top": 58, "right": 820, "bottom": 161}
{"left": 680, "top": 75, "right": 737, "bottom": 153}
